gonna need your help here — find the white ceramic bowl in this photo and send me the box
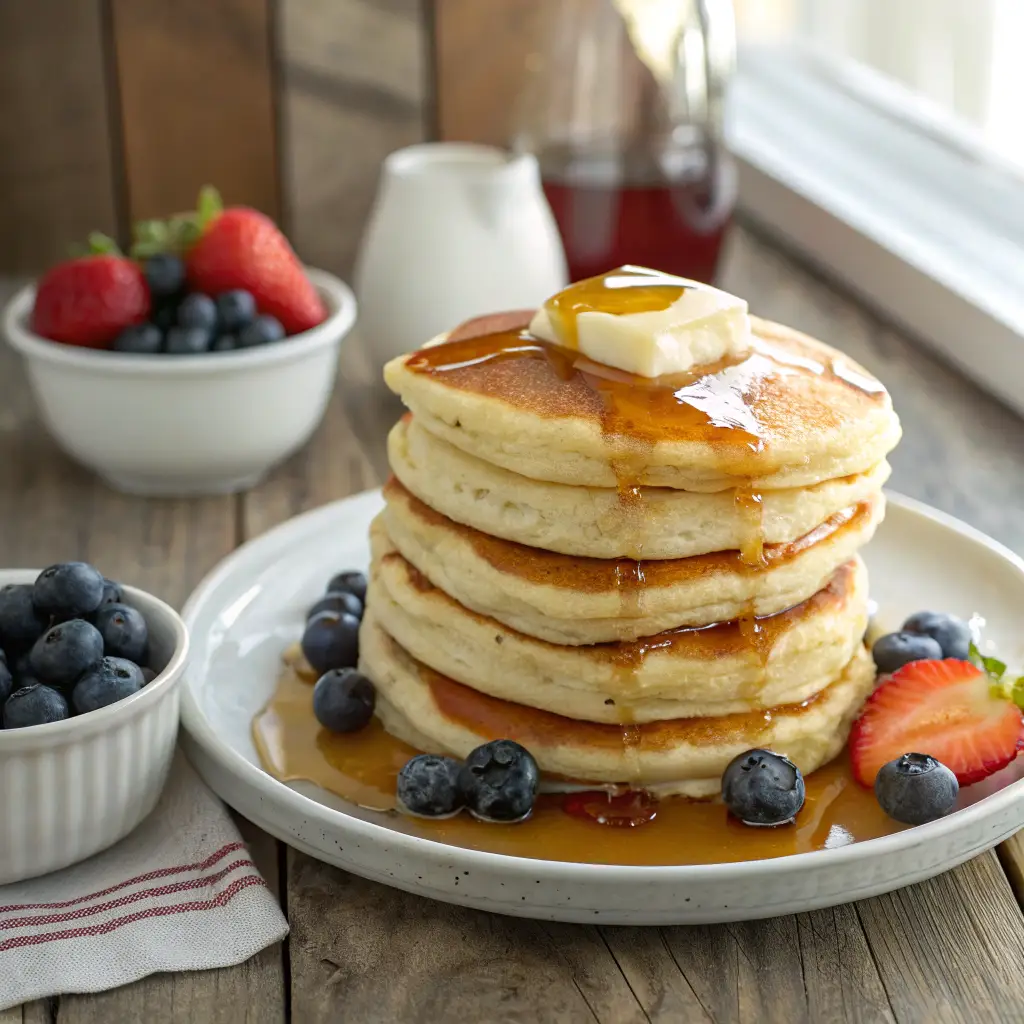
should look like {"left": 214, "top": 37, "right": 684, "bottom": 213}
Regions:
{"left": 0, "top": 570, "right": 189, "bottom": 885}
{"left": 3, "top": 269, "right": 357, "bottom": 496}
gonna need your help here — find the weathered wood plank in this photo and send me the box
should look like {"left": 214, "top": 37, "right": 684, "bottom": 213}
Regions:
{"left": 109, "top": 0, "right": 279, "bottom": 222}
{"left": 286, "top": 853, "right": 638, "bottom": 1024}
{"left": 856, "top": 853, "right": 1024, "bottom": 1023}
{"left": 996, "top": 831, "right": 1024, "bottom": 909}
{"left": 278, "top": 0, "right": 426, "bottom": 275}
{"left": 434, "top": 0, "right": 547, "bottom": 146}
{"left": 0, "top": 278, "right": 285, "bottom": 1021}
{"left": 0, "top": 1, "right": 120, "bottom": 272}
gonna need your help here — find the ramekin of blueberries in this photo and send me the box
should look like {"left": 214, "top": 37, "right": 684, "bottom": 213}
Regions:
{"left": 0, "top": 562, "right": 188, "bottom": 885}
{"left": 0, "top": 562, "right": 187, "bottom": 730}
{"left": 300, "top": 571, "right": 540, "bottom": 824}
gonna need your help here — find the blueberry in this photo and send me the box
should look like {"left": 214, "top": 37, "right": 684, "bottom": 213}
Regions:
{"left": 165, "top": 326, "right": 212, "bottom": 355}
{"left": 3, "top": 684, "right": 69, "bottom": 728}
{"left": 721, "top": 748, "right": 806, "bottom": 826}
{"left": 33, "top": 562, "right": 105, "bottom": 621}
{"left": 312, "top": 668, "right": 375, "bottom": 733}
{"left": 152, "top": 303, "right": 177, "bottom": 332}
{"left": 0, "top": 584, "right": 45, "bottom": 651}
{"left": 457, "top": 739, "right": 539, "bottom": 822}
{"left": 72, "top": 657, "right": 145, "bottom": 714}
{"left": 210, "top": 334, "right": 237, "bottom": 352}
{"left": 301, "top": 611, "right": 360, "bottom": 674}
{"left": 144, "top": 254, "right": 186, "bottom": 299}
{"left": 397, "top": 754, "right": 464, "bottom": 817}
{"left": 872, "top": 631, "right": 943, "bottom": 675}
{"left": 113, "top": 323, "right": 162, "bottom": 355}
{"left": 93, "top": 603, "right": 148, "bottom": 663}
{"left": 874, "top": 753, "right": 958, "bottom": 825}
{"left": 216, "top": 290, "right": 257, "bottom": 332}
{"left": 177, "top": 293, "right": 218, "bottom": 331}
{"left": 0, "top": 646, "right": 5, "bottom": 664}
{"left": 327, "top": 571, "right": 368, "bottom": 605}
{"left": 98, "top": 578, "right": 123, "bottom": 610}
{"left": 238, "top": 315, "right": 285, "bottom": 348}
{"left": 308, "top": 591, "right": 363, "bottom": 621}
{"left": 901, "top": 612, "right": 970, "bottom": 661}
{"left": 0, "top": 658, "right": 12, "bottom": 706}
{"left": 30, "top": 619, "right": 104, "bottom": 688}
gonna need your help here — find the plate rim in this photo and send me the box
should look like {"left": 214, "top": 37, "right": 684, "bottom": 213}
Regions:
{"left": 179, "top": 488, "right": 1024, "bottom": 881}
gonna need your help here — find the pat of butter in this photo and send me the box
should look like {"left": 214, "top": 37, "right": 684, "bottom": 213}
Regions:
{"left": 528, "top": 267, "right": 752, "bottom": 377}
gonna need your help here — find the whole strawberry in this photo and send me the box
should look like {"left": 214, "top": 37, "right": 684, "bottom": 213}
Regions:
{"left": 32, "top": 235, "right": 150, "bottom": 349}
{"left": 185, "top": 188, "right": 326, "bottom": 335}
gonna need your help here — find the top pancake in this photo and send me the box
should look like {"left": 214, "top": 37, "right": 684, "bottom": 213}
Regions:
{"left": 385, "top": 312, "right": 902, "bottom": 492}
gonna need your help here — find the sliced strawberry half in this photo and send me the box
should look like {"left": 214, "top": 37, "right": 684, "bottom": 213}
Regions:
{"left": 850, "top": 658, "right": 1024, "bottom": 787}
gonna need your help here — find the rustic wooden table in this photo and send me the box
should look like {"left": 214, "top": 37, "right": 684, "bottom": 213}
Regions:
{"left": 3, "top": 227, "right": 1024, "bottom": 1023}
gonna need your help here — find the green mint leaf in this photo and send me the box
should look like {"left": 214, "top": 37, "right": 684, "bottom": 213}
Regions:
{"left": 968, "top": 642, "right": 1007, "bottom": 680}
{"left": 1010, "top": 677, "right": 1024, "bottom": 712}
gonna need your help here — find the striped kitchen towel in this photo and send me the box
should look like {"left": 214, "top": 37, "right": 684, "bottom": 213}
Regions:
{"left": 0, "top": 751, "right": 288, "bottom": 1010}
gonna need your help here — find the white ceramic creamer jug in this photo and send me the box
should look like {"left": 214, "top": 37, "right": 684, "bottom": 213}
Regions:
{"left": 354, "top": 143, "right": 568, "bottom": 367}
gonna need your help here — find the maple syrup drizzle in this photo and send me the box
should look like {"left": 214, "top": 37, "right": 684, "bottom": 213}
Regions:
{"left": 251, "top": 660, "right": 905, "bottom": 866}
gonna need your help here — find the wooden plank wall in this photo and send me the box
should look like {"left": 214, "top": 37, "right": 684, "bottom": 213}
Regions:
{"left": 0, "top": 0, "right": 427, "bottom": 276}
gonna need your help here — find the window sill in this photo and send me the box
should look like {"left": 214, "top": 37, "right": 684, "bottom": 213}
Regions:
{"left": 729, "top": 45, "right": 1024, "bottom": 415}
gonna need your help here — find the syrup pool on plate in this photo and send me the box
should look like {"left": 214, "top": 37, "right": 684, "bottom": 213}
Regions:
{"left": 252, "top": 656, "right": 905, "bottom": 867}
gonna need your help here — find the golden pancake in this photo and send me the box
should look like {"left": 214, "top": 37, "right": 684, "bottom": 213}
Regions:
{"left": 368, "top": 543, "right": 869, "bottom": 722}
{"left": 389, "top": 416, "right": 890, "bottom": 560}
{"left": 359, "top": 616, "right": 877, "bottom": 798}
{"left": 380, "top": 478, "right": 884, "bottom": 642}
{"left": 385, "top": 313, "right": 901, "bottom": 492}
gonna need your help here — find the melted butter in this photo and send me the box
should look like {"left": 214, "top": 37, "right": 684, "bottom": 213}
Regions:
{"left": 251, "top": 661, "right": 904, "bottom": 866}
{"left": 543, "top": 266, "right": 686, "bottom": 350}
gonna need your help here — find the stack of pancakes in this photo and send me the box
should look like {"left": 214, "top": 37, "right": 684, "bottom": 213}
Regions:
{"left": 360, "top": 310, "right": 901, "bottom": 797}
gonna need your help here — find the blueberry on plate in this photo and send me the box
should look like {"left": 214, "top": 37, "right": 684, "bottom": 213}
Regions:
{"left": 0, "top": 583, "right": 45, "bottom": 650}
{"left": 3, "top": 684, "right": 69, "bottom": 728}
{"left": 210, "top": 334, "right": 237, "bottom": 352}
{"left": 301, "top": 611, "right": 360, "bottom": 674}
{"left": 901, "top": 611, "right": 970, "bottom": 661}
{"left": 98, "top": 578, "right": 124, "bottom": 610}
{"left": 327, "top": 570, "right": 368, "bottom": 605}
{"left": 308, "top": 591, "right": 363, "bottom": 621}
{"left": 144, "top": 254, "right": 186, "bottom": 299}
{"left": 72, "top": 657, "right": 145, "bottom": 714}
{"left": 113, "top": 323, "right": 163, "bottom": 355}
{"left": 312, "top": 668, "right": 375, "bottom": 733}
{"left": 397, "top": 754, "right": 464, "bottom": 818}
{"left": 874, "top": 753, "right": 958, "bottom": 825}
{"left": 177, "top": 293, "right": 218, "bottom": 331}
{"left": 216, "top": 290, "right": 256, "bottom": 332}
{"left": 872, "top": 631, "right": 943, "bottom": 675}
{"left": 0, "top": 657, "right": 12, "bottom": 705}
{"left": 458, "top": 739, "right": 539, "bottom": 822}
{"left": 93, "top": 603, "right": 148, "bottom": 663}
{"left": 30, "top": 619, "right": 104, "bottom": 688}
{"left": 238, "top": 315, "right": 285, "bottom": 348}
{"left": 33, "top": 562, "right": 105, "bottom": 621}
{"left": 721, "top": 748, "right": 806, "bottom": 826}
{"left": 165, "top": 326, "right": 212, "bottom": 355}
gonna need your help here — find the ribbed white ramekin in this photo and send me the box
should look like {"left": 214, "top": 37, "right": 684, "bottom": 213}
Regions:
{"left": 0, "top": 570, "right": 189, "bottom": 885}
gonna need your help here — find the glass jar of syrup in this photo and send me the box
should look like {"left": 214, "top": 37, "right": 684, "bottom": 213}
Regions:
{"left": 511, "top": 0, "right": 737, "bottom": 284}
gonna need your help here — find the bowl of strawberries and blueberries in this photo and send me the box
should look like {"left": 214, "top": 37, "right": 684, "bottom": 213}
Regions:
{"left": 0, "top": 562, "right": 159, "bottom": 729}
{"left": 29, "top": 186, "right": 327, "bottom": 356}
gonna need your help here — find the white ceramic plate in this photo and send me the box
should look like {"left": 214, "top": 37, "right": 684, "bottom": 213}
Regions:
{"left": 179, "top": 490, "right": 1024, "bottom": 924}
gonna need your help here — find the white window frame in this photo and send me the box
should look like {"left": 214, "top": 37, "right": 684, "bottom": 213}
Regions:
{"left": 729, "top": 40, "right": 1024, "bottom": 415}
